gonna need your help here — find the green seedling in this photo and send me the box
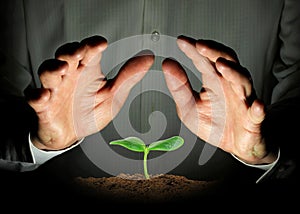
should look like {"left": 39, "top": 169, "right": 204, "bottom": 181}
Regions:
{"left": 109, "top": 136, "right": 184, "bottom": 179}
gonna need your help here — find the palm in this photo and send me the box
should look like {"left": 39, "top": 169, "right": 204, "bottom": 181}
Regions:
{"left": 27, "top": 36, "right": 154, "bottom": 150}
{"left": 162, "top": 36, "right": 274, "bottom": 164}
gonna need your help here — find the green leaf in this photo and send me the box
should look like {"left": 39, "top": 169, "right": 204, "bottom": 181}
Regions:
{"left": 148, "top": 136, "right": 184, "bottom": 152}
{"left": 109, "top": 137, "right": 146, "bottom": 152}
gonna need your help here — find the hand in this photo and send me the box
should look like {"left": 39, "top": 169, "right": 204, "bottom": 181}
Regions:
{"left": 26, "top": 35, "right": 154, "bottom": 151}
{"left": 162, "top": 35, "right": 277, "bottom": 165}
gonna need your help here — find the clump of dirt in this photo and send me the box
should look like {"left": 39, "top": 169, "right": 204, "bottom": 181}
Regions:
{"left": 73, "top": 173, "right": 220, "bottom": 204}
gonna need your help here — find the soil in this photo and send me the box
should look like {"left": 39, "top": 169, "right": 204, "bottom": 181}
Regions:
{"left": 73, "top": 173, "right": 221, "bottom": 205}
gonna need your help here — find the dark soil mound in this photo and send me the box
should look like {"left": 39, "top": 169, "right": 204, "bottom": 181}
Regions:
{"left": 73, "top": 173, "right": 220, "bottom": 204}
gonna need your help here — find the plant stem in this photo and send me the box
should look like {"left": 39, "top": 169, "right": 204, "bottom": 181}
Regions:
{"left": 143, "top": 147, "right": 150, "bottom": 179}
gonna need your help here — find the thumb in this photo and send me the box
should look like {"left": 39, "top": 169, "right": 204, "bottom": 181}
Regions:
{"left": 107, "top": 49, "right": 154, "bottom": 105}
{"left": 162, "top": 58, "right": 196, "bottom": 119}
{"left": 248, "top": 99, "right": 265, "bottom": 129}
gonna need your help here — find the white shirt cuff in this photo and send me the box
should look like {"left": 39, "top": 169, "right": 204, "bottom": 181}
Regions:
{"left": 28, "top": 133, "right": 84, "bottom": 165}
{"left": 231, "top": 148, "right": 280, "bottom": 184}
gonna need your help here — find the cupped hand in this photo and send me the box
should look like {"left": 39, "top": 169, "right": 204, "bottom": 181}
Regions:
{"left": 162, "top": 35, "right": 277, "bottom": 165}
{"left": 27, "top": 35, "right": 154, "bottom": 150}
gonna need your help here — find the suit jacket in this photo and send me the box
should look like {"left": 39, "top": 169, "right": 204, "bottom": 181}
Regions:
{"left": 0, "top": 0, "right": 299, "bottom": 188}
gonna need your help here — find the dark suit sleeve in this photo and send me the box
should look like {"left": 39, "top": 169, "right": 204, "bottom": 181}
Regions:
{"left": 0, "top": 94, "right": 39, "bottom": 171}
{"left": 260, "top": 0, "right": 300, "bottom": 183}
{"left": 0, "top": 1, "right": 39, "bottom": 171}
{"left": 258, "top": 96, "right": 299, "bottom": 184}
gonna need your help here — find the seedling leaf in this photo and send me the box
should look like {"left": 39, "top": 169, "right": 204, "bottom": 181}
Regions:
{"left": 109, "top": 137, "right": 145, "bottom": 152}
{"left": 148, "top": 136, "right": 184, "bottom": 151}
{"left": 109, "top": 135, "right": 185, "bottom": 179}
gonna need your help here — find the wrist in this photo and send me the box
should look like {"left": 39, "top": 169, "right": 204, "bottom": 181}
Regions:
{"left": 29, "top": 132, "right": 84, "bottom": 165}
{"left": 231, "top": 147, "right": 280, "bottom": 170}
{"left": 30, "top": 132, "right": 79, "bottom": 151}
{"left": 257, "top": 149, "right": 278, "bottom": 165}
{"left": 234, "top": 145, "right": 279, "bottom": 165}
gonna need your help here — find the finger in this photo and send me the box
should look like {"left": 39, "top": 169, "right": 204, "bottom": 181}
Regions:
{"left": 26, "top": 88, "right": 51, "bottom": 112}
{"left": 55, "top": 41, "right": 85, "bottom": 71}
{"left": 38, "top": 59, "right": 68, "bottom": 89}
{"left": 80, "top": 35, "right": 108, "bottom": 66}
{"left": 216, "top": 57, "right": 253, "bottom": 100}
{"left": 196, "top": 39, "right": 239, "bottom": 63}
{"left": 104, "top": 50, "right": 154, "bottom": 106}
{"left": 162, "top": 58, "right": 197, "bottom": 118}
{"left": 177, "top": 36, "right": 218, "bottom": 77}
